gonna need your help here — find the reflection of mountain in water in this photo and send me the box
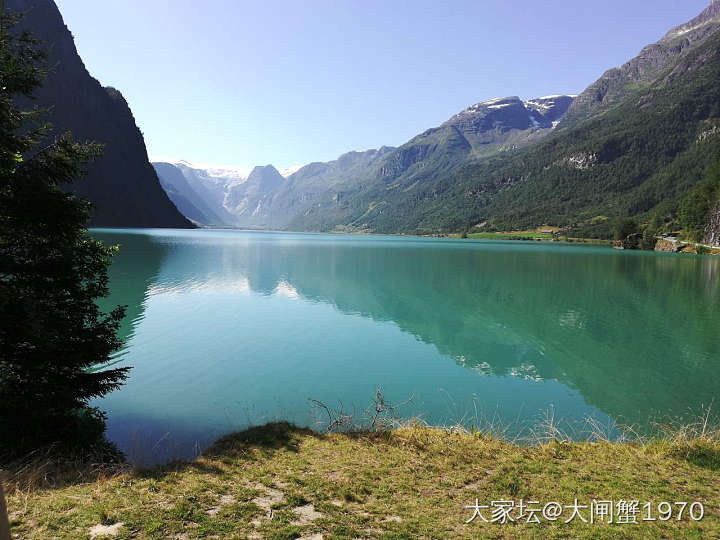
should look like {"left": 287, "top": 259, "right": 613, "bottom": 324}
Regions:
{"left": 92, "top": 231, "right": 169, "bottom": 351}
{"left": 106, "top": 231, "right": 720, "bottom": 427}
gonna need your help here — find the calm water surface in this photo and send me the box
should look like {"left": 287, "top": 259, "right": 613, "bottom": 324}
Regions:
{"left": 90, "top": 229, "right": 720, "bottom": 463}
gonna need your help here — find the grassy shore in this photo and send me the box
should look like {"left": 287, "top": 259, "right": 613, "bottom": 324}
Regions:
{"left": 449, "top": 229, "right": 613, "bottom": 244}
{"left": 3, "top": 422, "right": 720, "bottom": 539}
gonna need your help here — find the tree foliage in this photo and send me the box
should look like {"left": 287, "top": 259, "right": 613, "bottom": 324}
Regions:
{"left": 613, "top": 218, "right": 639, "bottom": 241}
{"left": 0, "top": 12, "right": 127, "bottom": 455}
{"left": 679, "top": 153, "right": 720, "bottom": 242}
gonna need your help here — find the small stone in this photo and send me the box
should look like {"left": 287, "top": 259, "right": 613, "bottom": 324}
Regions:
{"left": 89, "top": 522, "right": 123, "bottom": 538}
{"left": 292, "top": 503, "right": 323, "bottom": 524}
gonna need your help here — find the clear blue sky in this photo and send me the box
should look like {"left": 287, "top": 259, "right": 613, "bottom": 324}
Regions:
{"left": 55, "top": 0, "right": 710, "bottom": 169}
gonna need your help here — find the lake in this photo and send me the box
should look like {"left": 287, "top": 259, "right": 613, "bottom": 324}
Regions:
{"left": 91, "top": 229, "right": 720, "bottom": 464}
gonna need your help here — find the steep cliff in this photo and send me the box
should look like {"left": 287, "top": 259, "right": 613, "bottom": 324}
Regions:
{"left": 8, "top": 0, "right": 193, "bottom": 228}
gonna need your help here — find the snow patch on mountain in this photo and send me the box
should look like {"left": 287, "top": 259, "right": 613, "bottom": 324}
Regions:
{"left": 279, "top": 164, "right": 304, "bottom": 178}
{"left": 152, "top": 157, "right": 253, "bottom": 181}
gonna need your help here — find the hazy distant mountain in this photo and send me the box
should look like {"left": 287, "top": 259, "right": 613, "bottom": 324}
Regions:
{"left": 260, "top": 147, "right": 397, "bottom": 229}
{"left": 153, "top": 163, "right": 225, "bottom": 226}
{"left": 152, "top": 148, "right": 395, "bottom": 228}
{"left": 8, "top": 0, "right": 193, "bottom": 228}
{"left": 224, "top": 165, "right": 286, "bottom": 226}
{"left": 154, "top": 161, "right": 245, "bottom": 226}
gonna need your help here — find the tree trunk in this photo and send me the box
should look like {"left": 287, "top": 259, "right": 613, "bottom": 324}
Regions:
{"left": 0, "top": 484, "right": 10, "bottom": 540}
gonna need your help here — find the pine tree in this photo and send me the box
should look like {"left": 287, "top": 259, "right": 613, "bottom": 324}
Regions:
{"left": 0, "top": 9, "right": 128, "bottom": 455}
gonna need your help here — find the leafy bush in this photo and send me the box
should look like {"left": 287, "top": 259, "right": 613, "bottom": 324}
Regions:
{"left": 613, "top": 218, "right": 639, "bottom": 241}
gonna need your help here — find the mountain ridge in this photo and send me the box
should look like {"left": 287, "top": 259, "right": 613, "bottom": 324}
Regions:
{"left": 563, "top": 0, "right": 720, "bottom": 126}
{"left": 156, "top": 94, "right": 575, "bottom": 229}
{"left": 288, "top": 93, "right": 575, "bottom": 232}
{"left": 8, "top": 0, "right": 193, "bottom": 228}
{"left": 155, "top": 2, "right": 720, "bottom": 238}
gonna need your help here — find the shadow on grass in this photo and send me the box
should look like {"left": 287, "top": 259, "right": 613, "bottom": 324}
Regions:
{"left": 0, "top": 442, "right": 128, "bottom": 495}
{"left": 133, "top": 422, "right": 326, "bottom": 480}
{"left": 1, "top": 422, "right": 326, "bottom": 493}
{"left": 673, "top": 441, "right": 720, "bottom": 471}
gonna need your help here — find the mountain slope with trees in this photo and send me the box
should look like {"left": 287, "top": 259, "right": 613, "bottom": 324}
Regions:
{"left": 156, "top": 95, "right": 575, "bottom": 230}
{"left": 289, "top": 2, "right": 720, "bottom": 238}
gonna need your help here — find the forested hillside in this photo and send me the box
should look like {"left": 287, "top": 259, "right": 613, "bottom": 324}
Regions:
{"left": 289, "top": 4, "right": 720, "bottom": 238}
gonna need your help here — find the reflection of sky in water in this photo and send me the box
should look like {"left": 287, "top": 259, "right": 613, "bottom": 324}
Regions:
{"left": 91, "top": 229, "right": 720, "bottom": 464}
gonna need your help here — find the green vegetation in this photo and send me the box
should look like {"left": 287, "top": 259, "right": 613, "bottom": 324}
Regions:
{"left": 0, "top": 12, "right": 126, "bottom": 455}
{"left": 4, "top": 422, "right": 720, "bottom": 539}
{"left": 465, "top": 230, "right": 555, "bottom": 241}
{"left": 613, "top": 218, "right": 639, "bottom": 242}
{"left": 679, "top": 152, "right": 720, "bottom": 241}
{"left": 290, "top": 30, "right": 720, "bottom": 241}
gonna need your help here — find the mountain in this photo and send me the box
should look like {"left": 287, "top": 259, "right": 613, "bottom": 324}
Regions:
{"left": 375, "top": 95, "right": 575, "bottom": 183}
{"left": 223, "top": 165, "right": 286, "bottom": 227}
{"left": 152, "top": 148, "right": 396, "bottom": 228}
{"left": 450, "top": 2, "right": 720, "bottom": 238}
{"left": 153, "top": 163, "right": 223, "bottom": 226}
{"left": 254, "top": 147, "right": 397, "bottom": 230}
{"left": 288, "top": 2, "right": 720, "bottom": 236}
{"left": 442, "top": 95, "right": 574, "bottom": 155}
{"left": 151, "top": 2, "right": 720, "bottom": 238}
{"left": 288, "top": 95, "right": 575, "bottom": 232}
{"left": 8, "top": 0, "right": 193, "bottom": 228}
{"left": 154, "top": 161, "right": 245, "bottom": 226}
{"left": 563, "top": 0, "right": 720, "bottom": 126}
{"left": 156, "top": 94, "right": 574, "bottom": 231}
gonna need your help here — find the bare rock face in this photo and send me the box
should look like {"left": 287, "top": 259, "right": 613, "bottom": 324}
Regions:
{"left": 7, "top": 0, "right": 193, "bottom": 228}
{"left": 654, "top": 238, "right": 681, "bottom": 253}
{"left": 704, "top": 203, "right": 720, "bottom": 246}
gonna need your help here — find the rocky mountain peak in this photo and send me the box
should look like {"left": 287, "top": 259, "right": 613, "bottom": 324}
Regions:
{"left": 237, "top": 165, "right": 284, "bottom": 200}
{"left": 663, "top": 1, "right": 720, "bottom": 40}
{"left": 248, "top": 164, "right": 280, "bottom": 177}
{"left": 524, "top": 95, "right": 576, "bottom": 124}
{"left": 455, "top": 96, "right": 523, "bottom": 116}
{"left": 446, "top": 94, "right": 574, "bottom": 133}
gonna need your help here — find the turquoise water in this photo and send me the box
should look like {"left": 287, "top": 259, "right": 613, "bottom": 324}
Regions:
{"left": 91, "top": 229, "right": 720, "bottom": 463}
